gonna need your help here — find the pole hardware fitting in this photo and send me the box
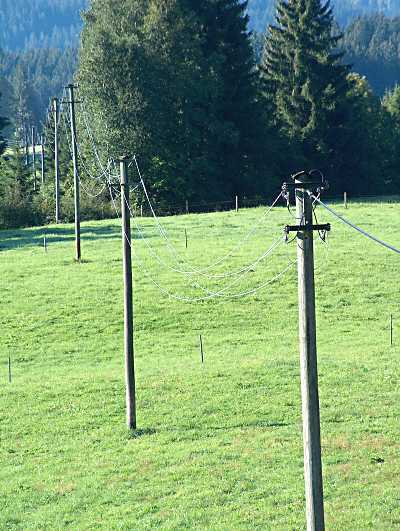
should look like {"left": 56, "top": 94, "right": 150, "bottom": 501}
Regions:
{"left": 281, "top": 181, "right": 329, "bottom": 192}
{"left": 284, "top": 223, "right": 331, "bottom": 234}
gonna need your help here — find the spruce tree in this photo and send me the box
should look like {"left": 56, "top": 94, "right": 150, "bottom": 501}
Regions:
{"left": 262, "top": 0, "right": 351, "bottom": 171}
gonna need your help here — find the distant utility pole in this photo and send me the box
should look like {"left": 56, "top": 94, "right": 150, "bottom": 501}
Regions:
{"left": 52, "top": 97, "right": 60, "bottom": 223}
{"left": 283, "top": 172, "right": 330, "bottom": 531}
{"left": 41, "top": 134, "right": 45, "bottom": 185}
{"left": 32, "top": 126, "right": 37, "bottom": 191}
{"left": 67, "top": 85, "right": 81, "bottom": 260}
{"left": 120, "top": 156, "right": 136, "bottom": 430}
{"left": 25, "top": 130, "right": 29, "bottom": 166}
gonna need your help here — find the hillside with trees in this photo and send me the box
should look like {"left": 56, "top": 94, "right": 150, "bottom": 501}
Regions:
{"left": 247, "top": 0, "right": 400, "bottom": 33}
{"left": 2, "top": 0, "right": 400, "bottom": 230}
{"left": 339, "top": 13, "right": 400, "bottom": 95}
{"left": 0, "top": 0, "right": 399, "bottom": 52}
{"left": 0, "top": 0, "right": 86, "bottom": 51}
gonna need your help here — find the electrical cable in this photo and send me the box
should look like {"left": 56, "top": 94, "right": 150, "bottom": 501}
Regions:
{"left": 61, "top": 99, "right": 115, "bottom": 183}
{"left": 123, "top": 190, "right": 286, "bottom": 294}
{"left": 77, "top": 85, "right": 112, "bottom": 177}
{"left": 133, "top": 156, "right": 285, "bottom": 275}
{"left": 311, "top": 194, "right": 400, "bottom": 254}
{"left": 109, "top": 183, "right": 295, "bottom": 300}
{"left": 126, "top": 197, "right": 287, "bottom": 279}
{"left": 59, "top": 100, "right": 113, "bottom": 197}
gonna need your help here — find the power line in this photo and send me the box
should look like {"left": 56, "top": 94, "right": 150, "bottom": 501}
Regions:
{"left": 59, "top": 100, "right": 112, "bottom": 198}
{"left": 126, "top": 196, "right": 286, "bottom": 279}
{"left": 311, "top": 194, "right": 400, "bottom": 254}
{"left": 109, "top": 183, "right": 296, "bottom": 300}
{"left": 133, "top": 156, "right": 285, "bottom": 275}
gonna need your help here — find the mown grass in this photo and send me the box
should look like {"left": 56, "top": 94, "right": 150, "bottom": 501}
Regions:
{"left": 1, "top": 200, "right": 400, "bottom": 530}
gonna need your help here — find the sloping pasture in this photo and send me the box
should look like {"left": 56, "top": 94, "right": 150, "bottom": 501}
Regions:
{"left": 1, "top": 201, "right": 399, "bottom": 530}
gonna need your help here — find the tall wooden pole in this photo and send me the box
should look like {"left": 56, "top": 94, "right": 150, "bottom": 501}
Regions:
{"left": 295, "top": 171, "right": 325, "bottom": 531}
{"left": 41, "top": 135, "right": 45, "bottom": 185}
{"left": 67, "top": 85, "right": 80, "bottom": 260}
{"left": 120, "top": 156, "right": 136, "bottom": 430}
{"left": 53, "top": 97, "right": 60, "bottom": 223}
{"left": 32, "top": 126, "right": 37, "bottom": 191}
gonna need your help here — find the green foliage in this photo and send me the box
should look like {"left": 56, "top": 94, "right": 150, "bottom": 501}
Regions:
{"left": 77, "top": 0, "right": 271, "bottom": 206}
{"left": 335, "top": 73, "right": 400, "bottom": 195}
{"left": 339, "top": 13, "right": 400, "bottom": 96}
{"left": 0, "top": 0, "right": 85, "bottom": 51}
{"left": 247, "top": 0, "right": 400, "bottom": 33}
{"left": 1, "top": 202, "right": 400, "bottom": 528}
{"left": 262, "top": 0, "right": 353, "bottom": 182}
{"left": 0, "top": 140, "right": 46, "bottom": 229}
{"left": 263, "top": 0, "right": 350, "bottom": 138}
{"left": 261, "top": 1, "right": 400, "bottom": 195}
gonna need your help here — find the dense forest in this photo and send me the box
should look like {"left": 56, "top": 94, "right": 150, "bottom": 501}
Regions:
{"left": 1, "top": 0, "right": 400, "bottom": 230}
{"left": 0, "top": 0, "right": 398, "bottom": 51}
{"left": 0, "top": 0, "right": 86, "bottom": 51}
{"left": 247, "top": 0, "right": 399, "bottom": 33}
{"left": 252, "top": 12, "right": 400, "bottom": 96}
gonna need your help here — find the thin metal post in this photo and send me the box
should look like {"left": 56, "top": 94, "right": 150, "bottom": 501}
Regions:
{"left": 390, "top": 315, "right": 393, "bottom": 346}
{"left": 53, "top": 97, "right": 60, "bottom": 223}
{"left": 120, "top": 156, "right": 136, "bottom": 430}
{"left": 67, "top": 85, "right": 80, "bottom": 260}
{"left": 295, "top": 171, "right": 325, "bottom": 531}
{"left": 236, "top": 196, "right": 238, "bottom": 212}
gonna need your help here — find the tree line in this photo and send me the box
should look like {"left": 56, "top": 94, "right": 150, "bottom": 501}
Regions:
{"left": 247, "top": 0, "right": 399, "bottom": 33}
{"left": 0, "top": 0, "right": 396, "bottom": 52}
{"left": 2, "top": 0, "right": 400, "bottom": 230}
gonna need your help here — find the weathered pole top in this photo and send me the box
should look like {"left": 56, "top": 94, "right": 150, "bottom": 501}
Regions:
{"left": 292, "top": 170, "right": 312, "bottom": 182}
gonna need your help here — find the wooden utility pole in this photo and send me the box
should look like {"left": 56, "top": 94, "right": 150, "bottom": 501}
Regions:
{"left": 41, "top": 135, "right": 45, "bottom": 185}
{"left": 67, "top": 85, "right": 81, "bottom": 260}
{"left": 120, "top": 156, "right": 136, "bottom": 430}
{"left": 294, "top": 171, "right": 325, "bottom": 531}
{"left": 32, "top": 126, "right": 37, "bottom": 191}
{"left": 53, "top": 97, "right": 60, "bottom": 223}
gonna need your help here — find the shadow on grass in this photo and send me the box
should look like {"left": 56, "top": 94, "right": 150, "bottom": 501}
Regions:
{"left": 128, "top": 428, "right": 157, "bottom": 439}
{"left": 0, "top": 222, "right": 156, "bottom": 250}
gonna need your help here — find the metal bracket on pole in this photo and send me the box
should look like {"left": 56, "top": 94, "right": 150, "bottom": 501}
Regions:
{"left": 284, "top": 224, "right": 331, "bottom": 234}
{"left": 282, "top": 170, "right": 329, "bottom": 195}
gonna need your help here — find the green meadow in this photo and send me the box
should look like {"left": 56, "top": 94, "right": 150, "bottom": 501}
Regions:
{"left": 1, "top": 199, "right": 399, "bottom": 530}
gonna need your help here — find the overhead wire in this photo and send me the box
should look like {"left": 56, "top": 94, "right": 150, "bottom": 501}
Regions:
{"left": 132, "top": 156, "right": 285, "bottom": 275}
{"left": 311, "top": 194, "right": 400, "bottom": 254}
{"left": 109, "top": 182, "right": 295, "bottom": 300}
{"left": 59, "top": 94, "right": 112, "bottom": 197}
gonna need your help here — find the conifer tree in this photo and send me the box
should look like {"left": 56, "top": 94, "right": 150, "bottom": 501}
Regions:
{"left": 262, "top": 0, "right": 351, "bottom": 170}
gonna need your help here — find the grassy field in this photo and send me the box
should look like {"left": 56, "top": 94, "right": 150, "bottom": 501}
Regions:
{"left": 1, "top": 199, "right": 400, "bottom": 530}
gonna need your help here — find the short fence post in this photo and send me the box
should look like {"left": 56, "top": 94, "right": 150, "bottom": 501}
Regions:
{"left": 236, "top": 196, "right": 238, "bottom": 212}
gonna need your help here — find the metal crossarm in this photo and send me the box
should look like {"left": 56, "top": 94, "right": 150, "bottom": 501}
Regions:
{"left": 284, "top": 223, "right": 331, "bottom": 233}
